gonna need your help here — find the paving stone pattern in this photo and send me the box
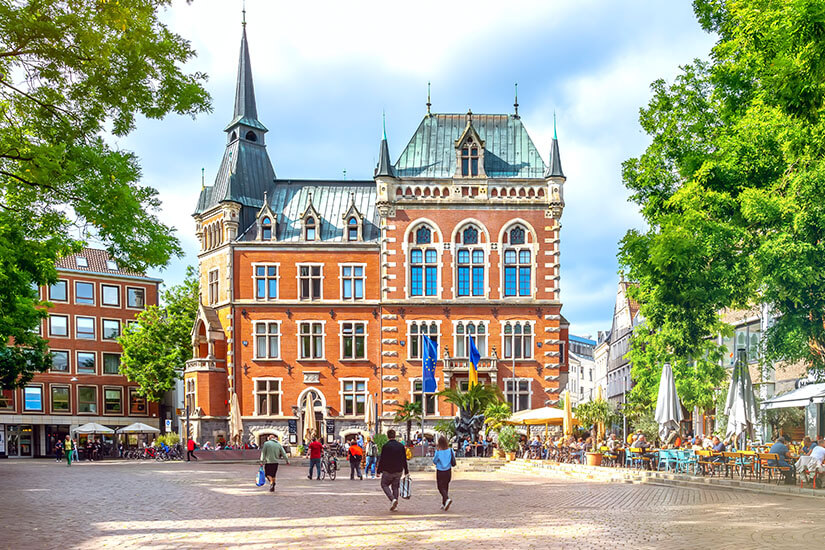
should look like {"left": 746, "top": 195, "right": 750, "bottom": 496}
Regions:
{"left": 0, "top": 460, "right": 822, "bottom": 549}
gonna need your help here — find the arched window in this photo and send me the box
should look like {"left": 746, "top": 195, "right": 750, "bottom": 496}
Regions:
{"left": 347, "top": 217, "right": 358, "bottom": 241}
{"left": 510, "top": 226, "right": 525, "bottom": 245}
{"left": 304, "top": 217, "right": 317, "bottom": 241}
{"left": 261, "top": 216, "right": 272, "bottom": 240}
{"left": 503, "top": 321, "right": 533, "bottom": 359}
{"left": 230, "top": 131, "right": 237, "bottom": 141}
{"left": 503, "top": 224, "right": 531, "bottom": 297}
{"left": 454, "top": 321, "right": 487, "bottom": 358}
{"left": 415, "top": 225, "right": 431, "bottom": 244}
{"left": 245, "top": 131, "right": 257, "bottom": 142}
{"left": 456, "top": 225, "right": 484, "bottom": 297}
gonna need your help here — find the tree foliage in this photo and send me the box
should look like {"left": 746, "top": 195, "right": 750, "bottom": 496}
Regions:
{"left": 438, "top": 383, "right": 504, "bottom": 418}
{"left": 574, "top": 398, "right": 619, "bottom": 432}
{"left": 483, "top": 401, "right": 512, "bottom": 434}
{"left": 393, "top": 400, "right": 422, "bottom": 443}
{"left": 0, "top": 0, "right": 210, "bottom": 387}
{"left": 620, "top": 0, "right": 825, "bottom": 408}
{"left": 118, "top": 267, "right": 198, "bottom": 401}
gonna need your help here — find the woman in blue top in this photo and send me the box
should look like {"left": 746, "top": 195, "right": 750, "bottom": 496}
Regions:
{"left": 432, "top": 436, "right": 455, "bottom": 510}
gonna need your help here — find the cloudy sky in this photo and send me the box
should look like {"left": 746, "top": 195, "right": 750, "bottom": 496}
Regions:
{"left": 118, "top": 0, "right": 715, "bottom": 339}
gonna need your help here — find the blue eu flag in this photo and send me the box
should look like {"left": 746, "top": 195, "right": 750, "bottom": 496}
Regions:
{"left": 422, "top": 336, "right": 438, "bottom": 393}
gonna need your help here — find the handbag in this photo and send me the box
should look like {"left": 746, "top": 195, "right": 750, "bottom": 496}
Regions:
{"left": 399, "top": 474, "right": 412, "bottom": 499}
{"left": 255, "top": 466, "right": 266, "bottom": 487}
{"left": 450, "top": 449, "right": 456, "bottom": 467}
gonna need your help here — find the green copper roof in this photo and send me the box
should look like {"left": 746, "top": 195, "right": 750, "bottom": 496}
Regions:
{"left": 394, "top": 113, "right": 547, "bottom": 179}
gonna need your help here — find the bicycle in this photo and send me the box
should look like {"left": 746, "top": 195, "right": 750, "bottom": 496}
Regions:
{"left": 319, "top": 452, "right": 337, "bottom": 480}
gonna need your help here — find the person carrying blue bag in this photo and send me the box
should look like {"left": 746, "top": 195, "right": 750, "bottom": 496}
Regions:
{"left": 260, "top": 434, "right": 289, "bottom": 492}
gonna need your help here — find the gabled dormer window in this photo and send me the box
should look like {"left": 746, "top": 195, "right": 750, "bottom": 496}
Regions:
{"left": 461, "top": 141, "right": 480, "bottom": 177}
{"left": 347, "top": 217, "right": 358, "bottom": 241}
{"left": 304, "top": 217, "right": 317, "bottom": 241}
{"left": 261, "top": 216, "right": 272, "bottom": 240}
{"left": 341, "top": 194, "right": 364, "bottom": 242}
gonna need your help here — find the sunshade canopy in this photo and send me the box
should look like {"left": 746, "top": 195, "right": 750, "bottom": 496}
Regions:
{"left": 117, "top": 422, "right": 160, "bottom": 434}
{"left": 507, "top": 406, "right": 577, "bottom": 426}
{"left": 761, "top": 383, "right": 825, "bottom": 410}
{"left": 74, "top": 422, "right": 114, "bottom": 434}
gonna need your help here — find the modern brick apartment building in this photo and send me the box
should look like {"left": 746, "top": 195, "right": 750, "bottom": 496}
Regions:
{"left": 0, "top": 248, "right": 160, "bottom": 458}
{"left": 186, "top": 25, "right": 569, "bottom": 446}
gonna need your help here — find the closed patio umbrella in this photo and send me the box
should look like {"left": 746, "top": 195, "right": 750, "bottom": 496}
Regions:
{"left": 364, "top": 394, "right": 376, "bottom": 433}
{"left": 563, "top": 390, "right": 574, "bottom": 436}
{"left": 304, "top": 392, "right": 317, "bottom": 442}
{"left": 654, "top": 362, "right": 683, "bottom": 442}
{"left": 229, "top": 392, "right": 243, "bottom": 444}
{"left": 725, "top": 361, "right": 758, "bottom": 447}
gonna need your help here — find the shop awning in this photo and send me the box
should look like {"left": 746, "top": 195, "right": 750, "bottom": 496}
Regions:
{"left": 117, "top": 422, "right": 160, "bottom": 434}
{"left": 761, "top": 383, "right": 825, "bottom": 410}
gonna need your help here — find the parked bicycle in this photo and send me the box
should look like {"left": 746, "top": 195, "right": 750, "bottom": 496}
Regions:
{"left": 320, "top": 451, "right": 337, "bottom": 480}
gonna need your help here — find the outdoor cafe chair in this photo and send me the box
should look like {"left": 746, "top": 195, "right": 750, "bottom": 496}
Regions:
{"left": 756, "top": 453, "right": 792, "bottom": 484}
{"left": 734, "top": 451, "right": 757, "bottom": 480}
{"left": 695, "top": 450, "right": 722, "bottom": 477}
{"left": 657, "top": 448, "right": 678, "bottom": 472}
{"left": 627, "top": 447, "right": 649, "bottom": 470}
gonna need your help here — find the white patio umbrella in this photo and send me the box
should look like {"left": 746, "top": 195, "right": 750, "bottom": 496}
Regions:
{"left": 725, "top": 361, "right": 758, "bottom": 446}
{"left": 654, "top": 362, "right": 683, "bottom": 442}
{"left": 73, "top": 422, "right": 115, "bottom": 434}
{"left": 229, "top": 392, "right": 244, "bottom": 444}
{"left": 304, "top": 392, "right": 317, "bottom": 442}
{"left": 117, "top": 422, "right": 160, "bottom": 434}
{"left": 364, "top": 394, "right": 376, "bottom": 433}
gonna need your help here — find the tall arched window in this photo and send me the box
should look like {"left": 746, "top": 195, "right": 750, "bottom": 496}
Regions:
{"left": 261, "top": 216, "right": 272, "bottom": 240}
{"left": 456, "top": 224, "right": 484, "bottom": 297}
{"left": 503, "top": 225, "right": 531, "bottom": 297}
{"left": 347, "top": 217, "right": 358, "bottom": 241}
{"left": 410, "top": 224, "right": 437, "bottom": 297}
{"left": 304, "top": 217, "right": 317, "bottom": 241}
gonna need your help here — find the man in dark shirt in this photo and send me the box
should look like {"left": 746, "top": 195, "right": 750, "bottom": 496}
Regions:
{"left": 769, "top": 436, "right": 793, "bottom": 483}
{"left": 377, "top": 429, "right": 409, "bottom": 511}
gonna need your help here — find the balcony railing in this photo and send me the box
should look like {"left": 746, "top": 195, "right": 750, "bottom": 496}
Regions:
{"left": 442, "top": 356, "right": 498, "bottom": 373}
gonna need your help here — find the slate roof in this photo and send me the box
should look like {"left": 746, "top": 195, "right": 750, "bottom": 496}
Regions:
{"left": 56, "top": 248, "right": 153, "bottom": 279}
{"left": 240, "top": 180, "right": 379, "bottom": 242}
{"left": 394, "top": 114, "right": 548, "bottom": 179}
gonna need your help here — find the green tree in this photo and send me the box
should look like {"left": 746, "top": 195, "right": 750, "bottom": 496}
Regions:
{"left": 118, "top": 267, "right": 198, "bottom": 401}
{"left": 483, "top": 401, "right": 512, "bottom": 435}
{"left": 620, "top": 0, "right": 825, "bottom": 409}
{"left": 0, "top": 0, "right": 210, "bottom": 388}
{"left": 393, "top": 400, "right": 422, "bottom": 443}
{"left": 433, "top": 419, "right": 457, "bottom": 440}
{"left": 439, "top": 383, "right": 504, "bottom": 418}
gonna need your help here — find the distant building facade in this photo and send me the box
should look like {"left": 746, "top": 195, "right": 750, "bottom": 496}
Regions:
{"left": 184, "top": 24, "right": 570, "bottom": 447}
{"left": 567, "top": 334, "right": 596, "bottom": 406}
{"left": 605, "top": 281, "right": 640, "bottom": 407}
{"left": 0, "top": 248, "right": 161, "bottom": 458}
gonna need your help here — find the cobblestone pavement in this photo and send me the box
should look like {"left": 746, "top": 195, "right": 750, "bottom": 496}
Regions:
{"left": 1, "top": 460, "right": 822, "bottom": 549}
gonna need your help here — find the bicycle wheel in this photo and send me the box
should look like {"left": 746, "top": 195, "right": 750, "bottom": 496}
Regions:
{"left": 319, "top": 464, "right": 326, "bottom": 480}
{"left": 328, "top": 463, "right": 336, "bottom": 480}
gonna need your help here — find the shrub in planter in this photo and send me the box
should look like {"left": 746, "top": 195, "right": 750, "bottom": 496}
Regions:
{"left": 497, "top": 425, "right": 519, "bottom": 453}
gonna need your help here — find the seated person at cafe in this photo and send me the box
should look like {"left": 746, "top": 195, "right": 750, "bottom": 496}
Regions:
{"left": 801, "top": 436, "right": 817, "bottom": 455}
{"left": 768, "top": 436, "right": 794, "bottom": 483}
{"left": 710, "top": 436, "right": 726, "bottom": 461}
{"left": 691, "top": 435, "right": 704, "bottom": 451}
{"left": 809, "top": 439, "right": 825, "bottom": 466}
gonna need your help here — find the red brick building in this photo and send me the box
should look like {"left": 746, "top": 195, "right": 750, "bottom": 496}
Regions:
{"left": 186, "top": 26, "right": 569, "bottom": 446}
{"left": 0, "top": 248, "right": 160, "bottom": 458}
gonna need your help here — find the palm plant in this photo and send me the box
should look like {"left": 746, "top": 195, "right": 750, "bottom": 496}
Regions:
{"left": 394, "top": 400, "right": 422, "bottom": 443}
{"left": 483, "top": 402, "right": 512, "bottom": 435}
{"left": 439, "top": 383, "right": 504, "bottom": 417}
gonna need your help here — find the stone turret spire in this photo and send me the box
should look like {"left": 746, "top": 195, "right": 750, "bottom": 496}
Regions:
{"left": 544, "top": 112, "right": 564, "bottom": 179}
{"left": 375, "top": 112, "right": 395, "bottom": 178}
{"left": 225, "top": 24, "right": 266, "bottom": 132}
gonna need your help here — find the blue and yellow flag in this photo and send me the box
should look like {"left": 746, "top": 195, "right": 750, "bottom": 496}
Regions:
{"left": 422, "top": 336, "right": 438, "bottom": 393}
{"left": 468, "top": 335, "right": 480, "bottom": 387}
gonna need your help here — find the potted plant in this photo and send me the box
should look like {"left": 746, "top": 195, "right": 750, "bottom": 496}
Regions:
{"left": 484, "top": 402, "right": 512, "bottom": 458}
{"left": 497, "top": 425, "right": 519, "bottom": 461}
{"left": 573, "top": 398, "right": 617, "bottom": 467}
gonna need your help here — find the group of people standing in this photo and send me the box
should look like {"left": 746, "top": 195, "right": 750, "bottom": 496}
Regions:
{"left": 258, "top": 429, "right": 456, "bottom": 512}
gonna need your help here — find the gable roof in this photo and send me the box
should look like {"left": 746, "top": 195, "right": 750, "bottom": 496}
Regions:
{"left": 394, "top": 113, "right": 547, "bottom": 179}
{"left": 239, "top": 180, "right": 379, "bottom": 243}
{"left": 56, "top": 248, "right": 157, "bottom": 280}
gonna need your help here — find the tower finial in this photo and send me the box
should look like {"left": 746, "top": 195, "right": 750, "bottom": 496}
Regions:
{"left": 426, "top": 81, "right": 431, "bottom": 115}
{"left": 382, "top": 109, "right": 387, "bottom": 140}
{"left": 201, "top": 167, "right": 205, "bottom": 190}
{"left": 553, "top": 110, "right": 557, "bottom": 140}
{"left": 242, "top": 0, "right": 246, "bottom": 27}
{"left": 514, "top": 82, "right": 520, "bottom": 118}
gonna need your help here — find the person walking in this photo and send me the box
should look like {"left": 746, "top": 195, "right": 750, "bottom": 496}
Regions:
{"left": 187, "top": 438, "right": 198, "bottom": 461}
{"left": 432, "top": 435, "right": 456, "bottom": 510}
{"left": 348, "top": 439, "right": 364, "bottom": 480}
{"left": 377, "top": 429, "right": 408, "bottom": 511}
{"left": 54, "top": 438, "right": 63, "bottom": 463}
{"left": 307, "top": 436, "right": 323, "bottom": 480}
{"left": 260, "top": 435, "right": 289, "bottom": 492}
{"left": 365, "top": 436, "right": 379, "bottom": 479}
{"left": 63, "top": 435, "right": 73, "bottom": 467}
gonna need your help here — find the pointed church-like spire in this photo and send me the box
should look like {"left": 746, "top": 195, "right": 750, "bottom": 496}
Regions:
{"left": 375, "top": 112, "right": 395, "bottom": 178}
{"left": 544, "top": 112, "right": 564, "bottom": 179}
{"left": 225, "top": 22, "right": 266, "bottom": 132}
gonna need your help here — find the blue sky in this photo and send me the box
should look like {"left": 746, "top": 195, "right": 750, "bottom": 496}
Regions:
{"left": 117, "top": 0, "right": 715, "bottom": 338}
